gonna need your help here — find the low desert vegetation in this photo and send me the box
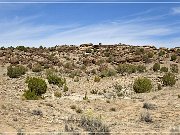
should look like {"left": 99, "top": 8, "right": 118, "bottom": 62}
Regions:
{"left": 160, "top": 66, "right": 168, "bottom": 72}
{"left": 140, "top": 111, "right": 153, "bottom": 123}
{"left": 170, "top": 64, "right": 179, "bottom": 73}
{"left": 137, "top": 65, "right": 146, "bottom": 73}
{"left": 0, "top": 44, "right": 179, "bottom": 133}
{"left": 16, "top": 46, "right": 27, "bottom": 52}
{"left": 79, "top": 115, "right": 110, "bottom": 135}
{"left": 63, "top": 84, "right": 68, "bottom": 92}
{"left": 147, "top": 52, "right": 154, "bottom": 58}
{"left": 7, "top": 65, "right": 26, "bottom": 78}
{"left": 23, "top": 90, "right": 39, "bottom": 100}
{"left": 143, "top": 102, "right": 156, "bottom": 110}
{"left": 162, "top": 72, "right": 176, "bottom": 86}
{"left": 54, "top": 91, "right": 62, "bottom": 97}
{"left": 32, "top": 63, "right": 43, "bottom": 72}
{"left": 116, "top": 64, "right": 136, "bottom": 75}
{"left": 133, "top": 77, "right": 152, "bottom": 93}
{"left": 158, "top": 83, "right": 162, "bottom": 90}
{"left": 171, "top": 54, "right": 177, "bottom": 61}
{"left": 23, "top": 77, "right": 47, "bottom": 100}
{"left": 153, "top": 63, "right": 160, "bottom": 72}
{"left": 100, "top": 68, "right": 116, "bottom": 78}
{"left": 27, "top": 77, "right": 47, "bottom": 95}
{"left": 47, "top": 71, "right": 66, "bottom": 87}
{"left": 94, "top": 76, "right": 101, "bottom": 82}
{"left": 116, "top": 64, "right": 146, "bottom": 75}
{"left": 158, "top": 50, "right": 165, "bottom": 56}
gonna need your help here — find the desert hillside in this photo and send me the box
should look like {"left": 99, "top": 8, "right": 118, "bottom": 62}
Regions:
{"left": 0, "top": 44, "right": 179, "bottom": 134}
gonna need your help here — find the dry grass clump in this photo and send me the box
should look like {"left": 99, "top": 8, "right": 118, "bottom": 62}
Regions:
{"left": 32, "top": 63, "right": 43, "bottom": 72}
{"left": 94, "top": 76, "right": 101, "bottom": 82}
{"left": 140, "top": 111, "right": 153, "bottom": 123}
{"left": 54, "top": 91, "right": 62, "bottom": 97}
{"left": 79, "top": 115, "right": 110, "bottom": 135}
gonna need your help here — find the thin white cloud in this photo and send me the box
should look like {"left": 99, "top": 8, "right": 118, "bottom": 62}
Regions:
{"left": 171, "top": 7, "right": 180, "bottom": 14}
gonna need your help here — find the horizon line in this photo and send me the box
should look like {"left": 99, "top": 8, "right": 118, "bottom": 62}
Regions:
{"left": 1, "top": 1, "right": 180, "bottom": 4}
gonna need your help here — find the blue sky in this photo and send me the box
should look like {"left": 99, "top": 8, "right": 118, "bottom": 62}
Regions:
{"left": 0, "top": 2, "right": 180, "bottom": 47}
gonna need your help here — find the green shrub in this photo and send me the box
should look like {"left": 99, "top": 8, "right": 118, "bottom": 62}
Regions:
{"left": 116, "top": 64, "right": 127, "bottom": 74}
{"left": 23, "top": 90, "right": 39, "bottom": 100}
{"left": 171, "top": 54, "right": 177, "bottom": 61}
{"left": 47, "top": 73, "right": 65, "bottom": 87}
{"left": 160, "top": 67, "right": 168, "bottom": 72}
{"left": 126, "top": 65, "right": 136, "bottom": 74}
{"left": 116, "top": 64, "right": 137, "bottom": 75}
{"left": 153, "top": 63, "right": 160, "bottom": 72}
{"left": 28, "top": 77, "right": 47, "bottom": 96}
{"left": 86, "top": 48, "right": 92, "bottom": 53}
{"left": 25, "top": 76, "right": 31, "bottom": 83}
{"left": 143, "top": 54, "right": 149, "bottom": 63}
{"left": 157, "top": 83, "right": 162, "bottom": 90}
{"left": 137, "top": 65, "right": 146, "bottom": 73}
{"left": 94, "top": 76, "right": 101, "bottom": 82}
{"left": 170, "top": 64, "right": 179, "bottom": 73}
{"left": 47, "top": 74, "right": 60, "bottom": 85}
{"left": 147, "top": 52, "right": 154, "bottom": 58}
{"left": 158, "top": 50, "right": 165, "bottom": 56}
{"left": 7, "top": 65, "right": 26, "bottom": 78}
{"left": 162, "top": 72, "right": 176, "bottom": 86}
{"left": 100, "top": 68, "right": 116, "bottom": 78}
{"left": 135, "top": 48, "right": 144, "bottom": 55}
{"left": 32, "top": 63, "right": 42, "bottom": 72}
{"left": 140, "top": 48, "right": 144, "bottom": 53}
{"left": 16, "top": 46, "right": 27, "bottom": 52}
{"left": 133, "top": 77, "right": 152, "bottom": 93}
{"left": 63, "top": 84, "right": 68, "bottom": 92}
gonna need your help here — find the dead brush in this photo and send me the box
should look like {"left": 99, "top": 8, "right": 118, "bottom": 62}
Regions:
{"left": 79, "top": 116, "right": 110, "bottom": 135}
{"left": 140, "top": 111, "right": 153, "bottom": 123}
